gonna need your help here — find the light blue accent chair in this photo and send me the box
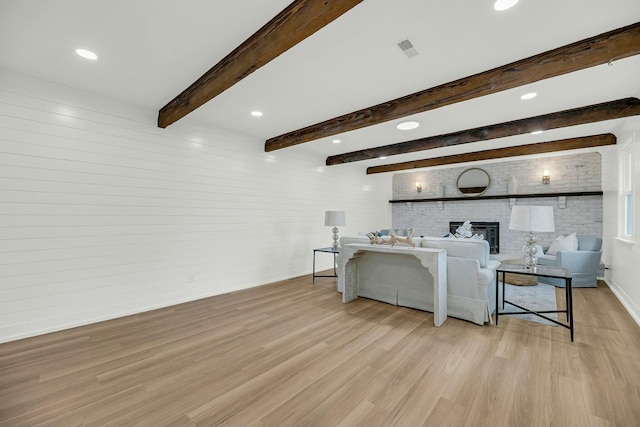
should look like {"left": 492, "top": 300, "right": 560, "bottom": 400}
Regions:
{"left": 537, "top": 235, "right": 602, "bottom": 288}
{"left": 379, "top": 228, "right": 408, "bottom": 237}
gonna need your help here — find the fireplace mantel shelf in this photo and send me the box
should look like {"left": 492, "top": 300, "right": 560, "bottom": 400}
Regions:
{"left": 389, "top": 190, "right": 603, "bottom": 204}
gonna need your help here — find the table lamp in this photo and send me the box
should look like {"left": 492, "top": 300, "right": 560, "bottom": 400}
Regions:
{"left": 324, "top": 211, "right": 346, "bottom": 251}
{"left": 509, "top": 205, "right": 555, "bottom": 267}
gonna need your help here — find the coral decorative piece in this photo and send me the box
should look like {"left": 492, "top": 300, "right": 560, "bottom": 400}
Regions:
{"left": 367, "top": 228, "right": 415, "bottom": 247}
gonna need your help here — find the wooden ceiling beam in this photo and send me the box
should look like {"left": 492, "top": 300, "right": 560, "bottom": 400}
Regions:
{"left": 265, "top": 21, "right": 640, "bottom": 151}
{"left": 158, "top": 0, "right": 363, "bottom": 129}
{"left": 366, "top": 134, "right": 616, "bottom": 174}
{"left": 326, "top": 97, "right": 640, "bottom": 165}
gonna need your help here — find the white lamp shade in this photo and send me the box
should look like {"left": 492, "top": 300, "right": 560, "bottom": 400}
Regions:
{"left": 509, "top": 205, "right": 555, "bottom": 232}
{"left": 324, "top": 210, "right": 346, "bottom": 227}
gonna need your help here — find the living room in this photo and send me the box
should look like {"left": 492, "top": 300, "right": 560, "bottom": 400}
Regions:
{"left": 1, "top": 0, "right": 640, "bottom": 425}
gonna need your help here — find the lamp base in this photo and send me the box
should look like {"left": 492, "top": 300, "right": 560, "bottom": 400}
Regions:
{"left": 332, "top": 226, "right": 340, "bottom": 251}
{"left": 523, "top": 231, "right": 538, "bottom": 267}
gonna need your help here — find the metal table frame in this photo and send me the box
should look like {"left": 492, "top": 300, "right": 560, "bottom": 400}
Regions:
{"left": 312, "top": 247, "right": 339, "bottom": 284}
{"left": 495, "top": 263, "right": 574, "bottom": 341}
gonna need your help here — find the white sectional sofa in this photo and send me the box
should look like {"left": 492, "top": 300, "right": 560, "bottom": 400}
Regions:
{"left": 338, "top": 235, "right": 500, "bottom": 325}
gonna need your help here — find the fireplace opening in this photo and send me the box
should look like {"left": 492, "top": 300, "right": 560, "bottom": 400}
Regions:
{"left": 449, "top": 221, "right": 500, "bottom": 254}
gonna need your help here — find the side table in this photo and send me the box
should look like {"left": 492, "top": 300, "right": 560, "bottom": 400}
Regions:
{"left": 496, "top": 263, "right": 574, "bottom": 341}
{"left": 312, "top": 247, "right": 339, "bottom": 284}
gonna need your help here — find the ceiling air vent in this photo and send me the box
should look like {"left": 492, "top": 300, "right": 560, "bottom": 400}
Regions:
{"left": 397, "top": 38, "right": 418, "bottom": 58}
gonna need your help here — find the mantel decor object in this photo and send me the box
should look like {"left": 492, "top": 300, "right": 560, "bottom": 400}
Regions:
{"left": 509, "top": 205, "right": 555, "bottom": 267}
{"left": 324, "top": 211, "right": 346, "bottom": 251}
{"left": 457, "top": 168, "right": 490, "bottom": 196}
{"left": 436, "top": 183, "right": 445, "bottom": 209}
{"left": 508, "top": 176, "right": 518, "bottom": 194}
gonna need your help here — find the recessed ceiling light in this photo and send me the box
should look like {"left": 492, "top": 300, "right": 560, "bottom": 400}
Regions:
{"left": 76, "top": 48, "right": 98, "bottom": 60}
{"left": 531, "top": 130, "right": 543, "bottom": 135}
{"left": 521, "top": 92, "right": 537, "bottom": 100}
{"left": 251, "top": 111, "right": 263, "bottom": 117}
{"left": 332, "top": 139, "right": 341, "bottom": 144}
{"left": 396, "top": 121, "right": 420, "bottom": 130}
{"left": 494, "top": 0, "right": 519, "bottom": 11}
{"left": 379, "top": 156, "right": 387, "bottom": 160}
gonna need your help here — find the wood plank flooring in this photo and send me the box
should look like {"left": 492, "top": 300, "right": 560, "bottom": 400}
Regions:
{"left": 1, "top": 275, "right": 639, "bottom": 426}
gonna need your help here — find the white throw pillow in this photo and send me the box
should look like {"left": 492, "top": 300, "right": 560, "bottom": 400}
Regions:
{"left": 546, "top": 233, "right": 578, "bottom": 255}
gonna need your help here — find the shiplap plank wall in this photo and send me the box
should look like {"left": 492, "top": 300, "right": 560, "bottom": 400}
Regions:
{"left": 0, "top": 70, "right": 392, "bottom": 343}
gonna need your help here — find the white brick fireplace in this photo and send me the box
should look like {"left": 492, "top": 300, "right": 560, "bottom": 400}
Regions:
{"left": 391, "top": 152, "right": 603, "bottom": 259}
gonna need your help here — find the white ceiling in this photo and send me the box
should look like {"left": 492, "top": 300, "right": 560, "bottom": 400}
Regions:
{"left": 1, "top": 0, "right": 639, "bottom": 171}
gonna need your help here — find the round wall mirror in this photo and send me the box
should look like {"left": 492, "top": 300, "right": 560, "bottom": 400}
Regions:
{"left": 457, "top": 168, "right": 490, "bottom": 196}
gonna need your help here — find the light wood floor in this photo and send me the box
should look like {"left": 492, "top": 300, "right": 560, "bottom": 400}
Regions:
{"left": 1, "top": 275, "right": 640, "bottom": 426}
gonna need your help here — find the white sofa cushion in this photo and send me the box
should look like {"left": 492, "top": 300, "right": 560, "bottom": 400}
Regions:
{"left": 420, "top": 236, "right": 491, "bottom": 268}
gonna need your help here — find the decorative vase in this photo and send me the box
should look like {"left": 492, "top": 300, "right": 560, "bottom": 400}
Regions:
{"left": 508, "top": 176, "right": 518, "bottom": 194}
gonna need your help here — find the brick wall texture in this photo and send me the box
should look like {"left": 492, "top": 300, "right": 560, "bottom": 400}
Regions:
{"left": 392, "top": 153, "right": 602, "bottom": 259}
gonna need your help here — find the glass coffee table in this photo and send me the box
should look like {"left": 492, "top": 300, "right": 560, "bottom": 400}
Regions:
{"left": 495, "top": 262, "right": 574, "bottom": 342}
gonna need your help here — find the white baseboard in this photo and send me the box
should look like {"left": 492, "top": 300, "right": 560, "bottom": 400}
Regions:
{"left": 604, "top": 277, "right": 640, "bottom": 327}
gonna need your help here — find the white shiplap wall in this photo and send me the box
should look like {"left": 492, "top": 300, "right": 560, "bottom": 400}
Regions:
{"left": 0, "top": 70, "right": 392, "bottom": 343}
